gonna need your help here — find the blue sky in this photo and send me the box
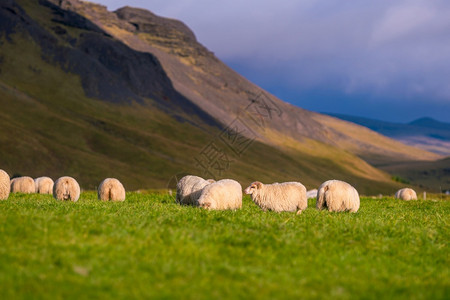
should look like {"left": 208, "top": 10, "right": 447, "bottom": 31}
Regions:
{"left": 95, "top": 0, "right": 450, "bottom": 123}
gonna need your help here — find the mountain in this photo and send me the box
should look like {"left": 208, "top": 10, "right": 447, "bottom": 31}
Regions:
{"left": 0, "top": 0, "right": 443, "bottom": 193}
{"left": 327, "top": 113, "right": 450, "bottom": 156}
{"left": 72, "top": 2, "right": 439, "bottom": 164}
{"left": 409, "top": 117, "right": 450, "bottom": 131}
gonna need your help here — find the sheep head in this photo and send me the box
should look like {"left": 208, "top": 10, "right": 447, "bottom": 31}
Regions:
{"left": 199, "top": 201, "right": 212, "bottom": 209}
{"left": 244, "top": 181, "right": 262, "bottom": 195}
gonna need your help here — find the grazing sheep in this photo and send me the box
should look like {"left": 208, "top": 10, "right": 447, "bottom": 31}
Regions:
{"left": 53, "top": 176, "right": 80, "bottom": 202}
{"left": 176, "top": 175, "right": 215, "bottom": 206}
{"left": 316, "top": 180, "right": 360, "bottom": 213}
{"left": 244, "top": 181, "right": 307, "bottom": 214}
{"left": 307, "top": 189, "right": 318, "bottom": 199}
{"left": 98, "top": 178, "right": 126, "bottom": 201}
{"left": 395, "top": 188, "right": 417, "bottom": 201}
{"left": 10, "top": 176, "right": 35, "bottom": 194}
{"left": 0, "top": 169, "right": 10, "bottom": 200}
{"left": 198, "top": 179, "right": 242, "bottom": 210}
{"left": 34, "top": 177, "right": 54, "bottom": 194}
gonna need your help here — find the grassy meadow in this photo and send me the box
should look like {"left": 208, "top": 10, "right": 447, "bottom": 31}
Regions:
{"left": 0, "top": 192, "right": 448, "bottom": 299}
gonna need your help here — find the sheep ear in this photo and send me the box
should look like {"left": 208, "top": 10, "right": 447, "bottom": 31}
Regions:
{"left": 254, "top": 181, "right": 262, "bottom": 189}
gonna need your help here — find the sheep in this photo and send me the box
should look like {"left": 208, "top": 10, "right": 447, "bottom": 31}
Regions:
{"left": 10, "top": 176, "right": 35, "bottom": 193}
{"left": 176, "top": 175, "right": 215, "bottom": 206}
{"left": 307, "top": 189, "right": 318, "bottom": 199}
{"left": 53, "top": 176, "right": 80, "bottom": 202}
{"left": 0, "top": 169, "right": 10, "bottom": 200}
{"left": 34, "top": 176, "right": 54, "bottom": 194}
{"left": 198, "top": 179, "right": 242, "bottom": 210}
{"left": 98, "top": 178, "right": 126, "bottom": 201}
{"left": 395, "top": 188, "right": 417, "bottom": 201}
{"left": 244, "top": 181, "right": 307, "bottom": 214}
{"left": 316, "top": 180, "right": 360, "bottom": 213}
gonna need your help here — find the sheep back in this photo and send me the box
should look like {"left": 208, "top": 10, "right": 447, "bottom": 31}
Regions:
{"left": 0, "top": 169, "right": 10, "bottom": 200}
{"left": 34, "top": 177, "right": 54, "bottom": 194}
{"left": 245, "top": 181, "right": 307, "bottom": 213}
{"left": 198, "top": 179, "right": 242, "bottom": 210}
{"left": 10, "top": 176, "right": 35, "bottom": 194}
{"left": 316, "top": 180, "right": 360, "bottom": 213}
{"left": 176, "top": 175, "right": 214, "bottom": 206}
{"left": 53, "top": 176, "right": 80, "bottom": 202}
{"left": 98, "top": 178, "right": 126, "bottom": 201}
{"left": 395, "top": 188, "right": 417, "bottom": 201}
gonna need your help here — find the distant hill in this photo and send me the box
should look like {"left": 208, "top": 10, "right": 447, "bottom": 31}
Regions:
{"left": 0, "top": 0, "right": 443, "bottom": 193}
{"left": 409, "top": 117, "right": 450, "bottom": 131}
{"left": 326, "top": 114, "right": 450, "bottom": 156}
{"left": 379, "top": 157, "right": 450, "bottom": 193}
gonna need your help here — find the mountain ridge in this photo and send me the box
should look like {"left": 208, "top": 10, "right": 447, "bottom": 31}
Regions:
{"left": 326, "top": 113, "right": 450, "bottom": 156}
{"left": 409, "top": 117, "right": 450, "bottom": 131}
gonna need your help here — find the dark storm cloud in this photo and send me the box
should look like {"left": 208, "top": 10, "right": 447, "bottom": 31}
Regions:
{"left": 98, "top": 0, "right": 450, "bottom": 122}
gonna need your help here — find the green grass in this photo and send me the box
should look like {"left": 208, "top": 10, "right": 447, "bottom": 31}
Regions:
{"left": 0, "top": 192, "right": 448, "bottom": 299}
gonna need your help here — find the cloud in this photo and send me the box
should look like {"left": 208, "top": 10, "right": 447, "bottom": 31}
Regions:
{"left": 370, "top": 1, "right": 438, "bottom": 46}
{"left": 97, "top": 0, "right": 450, "bottom": 122}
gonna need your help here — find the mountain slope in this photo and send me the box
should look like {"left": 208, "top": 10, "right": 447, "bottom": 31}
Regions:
{"left": 64, "top": 1, "right": 440, "bottom": 163}
{"left": 327, "top": 113, "right": 450, "bottom": 156}
{"left": 0, "top": 0, "right": 439, "bottom": 193}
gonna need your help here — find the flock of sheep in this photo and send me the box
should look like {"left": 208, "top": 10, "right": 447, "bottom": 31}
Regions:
{"left": 0, "top": 169, "right": 419, "bottom": 213}
{"left": 176, "top": 175, "right": 418, "bottom": 213}
{"left": 0, "top": 169, "right": 125, "bottom": 202}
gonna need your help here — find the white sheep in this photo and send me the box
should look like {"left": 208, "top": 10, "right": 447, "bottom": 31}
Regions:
{"left": 10, "top": 176, "right": 35, "bottom": 193}
{"left": 316, "top": 180, "right": 360, "bottom": 213}
{"left": 98, "top": 178, "right": 126, "bottom": 201}
{"left": 0, "top": 169, "right": 10, "bottom": 200}
{"left": 53, "top": 176, "right": 80, "bottom": 202}
{"left": 307, "top": 189, "right": 318, "bottom": 199}
{"left": 395, "top": 188, "right": 417, "bottom": 201}
{"left": 244, "top": 181, "right": 307, "bottom": 214}
{"left": 198, "top": 179, "right": 242, "bottom": 210}
{"left": 34, "top": 176, "right": 54, "bottom": 194}
{"left": 176, "top": 175, "right": 215, "bottom": 206}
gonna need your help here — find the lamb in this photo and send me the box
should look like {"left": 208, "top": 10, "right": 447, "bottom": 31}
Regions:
{"left": 176, "top": 175, "right": 215, "bottom": 206}
{"left": 10, "top": 176, "right": 35, "bottom": 194}
{"left": 53, "top": 176, "right": 80, "bottom": 202}
{"left": 34, "top": 176, "right": 54, "bottom": 194}
{"left": 0, "top": 169, "right": 10, "bottom": 200}
{"left": 198, "top": 179, "right": 242, "bottom": 210}
{"left": 244, "top": 181, "right": 307, "bottom": 214}
{"left": 395, "top": 188, "right": 417, "bottom": 201}
{"left": 307, "top": 189, "right": 318, "bottom": 199}
{"left": 316, "top": 180, "right": 360, "bottom": 213}
{"left": 98, "top": 178, "right": 126, "bottom": 201}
